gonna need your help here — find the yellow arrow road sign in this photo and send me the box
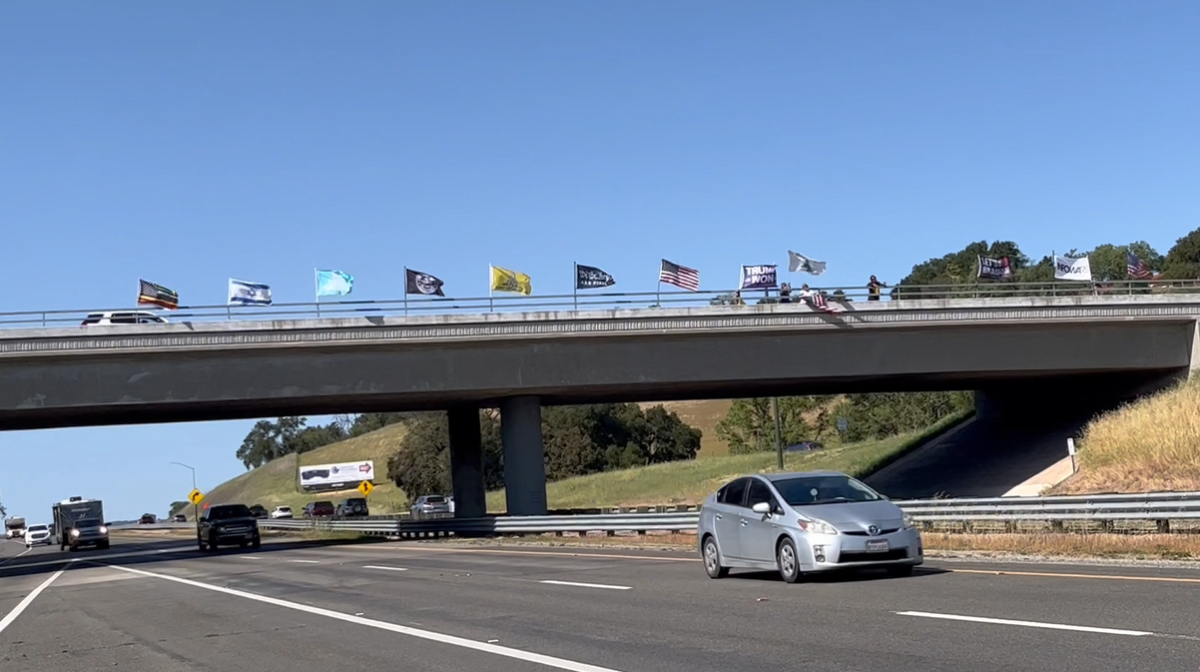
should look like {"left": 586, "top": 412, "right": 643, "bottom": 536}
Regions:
{"left": 188, "top": 489, "right": 205, "bottom": 505}
{"left": 357, "top": 481, "right": 374, "bottom": 497}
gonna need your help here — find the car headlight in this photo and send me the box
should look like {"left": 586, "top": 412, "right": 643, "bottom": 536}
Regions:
{"left": 70, "top": 529, "right": 80, "bottom": 537}
{"left": 99, "top": 526, "right": 108, "bottom": 534}
{"left": 903, "top": 513, "right": 917, "bottom": 529}
{"left": 797, "top": 518, "right": 839, "bottom": 535}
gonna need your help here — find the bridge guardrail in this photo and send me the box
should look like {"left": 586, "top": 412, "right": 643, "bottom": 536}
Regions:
{"left": 2, "top": 279, "right": 1198, "bottom": 330}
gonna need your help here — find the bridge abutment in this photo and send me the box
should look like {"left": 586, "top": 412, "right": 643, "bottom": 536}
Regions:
{"left": 448, "top": 407, "right": 487, "bottom": 519}
{"left": 500, "top": 395, "right": 548, "bottom": 516}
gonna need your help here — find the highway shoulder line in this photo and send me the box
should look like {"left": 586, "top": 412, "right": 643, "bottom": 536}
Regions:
{"left": 106, "top": 563, "right": 628, "bottom": 672}
{"left": 896, "top": 611, "right": 1153, "bottom": 636}
{"left": 0, "top": 566, "right": 68, "bottom": 636}
{"left": 947, "top": 567, "right": 1200, "bottom": 584}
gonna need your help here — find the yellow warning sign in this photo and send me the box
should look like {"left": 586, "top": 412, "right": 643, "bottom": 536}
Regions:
{"left": 188, "top": 489, "right": 205, "bottom": 505}
{"left": 357, "top": 481, "right": 374, "bottom": 497}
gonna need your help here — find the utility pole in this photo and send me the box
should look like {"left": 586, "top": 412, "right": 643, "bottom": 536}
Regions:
{"left": 772, "top": 397, "right": 784, "bottom": 470}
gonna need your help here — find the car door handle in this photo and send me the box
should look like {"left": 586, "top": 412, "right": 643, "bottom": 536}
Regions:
{"left": 739, "top": 520, "right": 748, "bottom": 526}
{"left": 714, "top": 514, "right": 722, "bottom": 520}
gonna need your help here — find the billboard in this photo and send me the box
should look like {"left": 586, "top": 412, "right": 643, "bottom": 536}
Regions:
{"left": 299, "top": 460, "right": 375, "bottom": 492}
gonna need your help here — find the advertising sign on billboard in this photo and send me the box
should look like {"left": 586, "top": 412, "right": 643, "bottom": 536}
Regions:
{"left": 299, "top": 461, "right": 375, "bottom": 492}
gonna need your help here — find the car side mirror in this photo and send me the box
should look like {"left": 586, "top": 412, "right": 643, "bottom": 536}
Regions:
{"left": 751, "top": 502, "right": 772, "bottom": 515}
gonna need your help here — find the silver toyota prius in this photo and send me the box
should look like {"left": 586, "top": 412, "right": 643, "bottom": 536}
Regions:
{"left": 698, "top": 470, "right": 923, "bottom": 582}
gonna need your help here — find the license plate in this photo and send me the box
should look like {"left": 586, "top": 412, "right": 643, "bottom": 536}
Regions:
{"left": 865, "top": 540, "right": 889, "bottom": 553}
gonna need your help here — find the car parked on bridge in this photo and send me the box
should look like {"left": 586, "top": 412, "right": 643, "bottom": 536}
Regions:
{"left": 80, "top": 310, "right": 168, "bottom": 326}
{"left": 698, "top": 470, "right": 922, "bottom": 583}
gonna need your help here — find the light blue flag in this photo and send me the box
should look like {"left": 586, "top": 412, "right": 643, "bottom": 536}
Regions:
{"left": 315, "top": 269, "right": 354, "bottom": 297}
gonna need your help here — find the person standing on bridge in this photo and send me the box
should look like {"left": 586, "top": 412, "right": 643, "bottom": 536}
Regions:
{"left": 867, "top": 275, "right": 887, "bottom": 301}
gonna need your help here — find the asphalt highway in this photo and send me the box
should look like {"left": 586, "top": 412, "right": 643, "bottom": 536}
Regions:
{"left": 2, "top": 536, "right": 1200, "bottom": 671}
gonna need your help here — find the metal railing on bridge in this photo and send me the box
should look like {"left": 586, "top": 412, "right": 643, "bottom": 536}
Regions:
{"left": 2, "top": 279, "right": 1197, "bottom": 330}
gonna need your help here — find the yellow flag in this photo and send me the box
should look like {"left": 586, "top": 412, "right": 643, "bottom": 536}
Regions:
{"left": 490, "top": 265, "right": 532, "bottom": 295}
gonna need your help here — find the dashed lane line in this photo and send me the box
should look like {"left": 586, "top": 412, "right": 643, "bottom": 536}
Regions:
{"left": 540, "top": 580, "right": 631, "bottom": 591}
{"left": 106, "top": 563, "right": 628, "bottom": 672}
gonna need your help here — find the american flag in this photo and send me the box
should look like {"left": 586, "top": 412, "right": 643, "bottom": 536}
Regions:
{"left": 659, "top": 259, "right": 700, "bottom": 291}
{"left": 1126, "top": 252, "right": 1153, "bottom": 280}
{"left": 138, "top": 279, "right": 179, "bottom": 310}
{"left": 804, "top": 290, "right": 840, "bottom": 314}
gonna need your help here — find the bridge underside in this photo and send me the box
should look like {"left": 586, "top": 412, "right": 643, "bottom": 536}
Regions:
{"left": 0, "top": 320, "right": 1191, "bottom": 430}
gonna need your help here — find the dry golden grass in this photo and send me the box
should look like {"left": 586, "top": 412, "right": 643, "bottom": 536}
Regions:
{"left": 444, "top": 531, "right": 1200, "bottom": 560}
{"left": 644, "top": 400, "right": 733, "bottom": 457}
{"left": 1052, "top": 377, "right": 1200, "bottom": 494}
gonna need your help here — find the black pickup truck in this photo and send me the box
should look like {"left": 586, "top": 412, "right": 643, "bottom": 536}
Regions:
{"left": 197, "top": 504, "right": 261, "bottom": 552}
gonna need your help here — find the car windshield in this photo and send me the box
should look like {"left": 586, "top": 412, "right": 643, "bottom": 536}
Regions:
{"left": 28, "top": 525, "right": 47, "bottom": 532}
{"left": 76, "top": 519, "right": 102, "bottom": 528}
{"left": 424, "top": 496, "right": 446, "bottom": 503}
{"left": 209, "top": 505, "right": 252, "bottom": 520}
{"left": 277, "top": 507, "right": 291, "bottom": 512}
{"left": 772, "top": 475, "right": 882, "bottom": 506}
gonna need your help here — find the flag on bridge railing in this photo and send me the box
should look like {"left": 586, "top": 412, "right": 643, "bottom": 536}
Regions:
{"left": 1127, "top": 252, "right": 1154, "bottom": 280}
{"left": 799, "top": 286, "right": 840, "bottom": 314}
{"left": 740, "top": 264, "right": 778, "bottom": 290}
{"left": 405, "top": 268, "right": 445, "bottom": 296}
{"left": 490, "top": 265, "right": 532, "bottom": 295}
{"left": 659, "top": 259, "right": 700, "bottom": 291}
{"left": 787, "top": 251, "right": 826, "bottom": 275}
{"left": 976, "top": 256, "right": 1013, "bottom": 281}
{"left": 228, "top": 278, "right": 273, "bottom": 306}
{"left": 315, "top": 269, "right": 354, "bottom": 297}
{"left": 575, "top": 263, "right": 615, "bottom": 290}
{"left": 137, "top": 279, "right": 179, "bottom": 310}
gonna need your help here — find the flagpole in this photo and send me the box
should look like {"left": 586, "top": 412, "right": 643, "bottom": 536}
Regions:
{"left": 573, "top": 262, "right": 578, "bottom": 310}
{"left": 488, "top": 265, "right": 494, "bottom": 313}
{"left": 314, "top": 269, "right": 321, "bottom": 318}
{"left": 403, "top": 266, "right": 409, "bottom": 316}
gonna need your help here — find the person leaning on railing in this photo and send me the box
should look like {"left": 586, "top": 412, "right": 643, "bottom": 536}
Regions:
{"left": 867, "top": 275, "right": 887, "bottom": 301}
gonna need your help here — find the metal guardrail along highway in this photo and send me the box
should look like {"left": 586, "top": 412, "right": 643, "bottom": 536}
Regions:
{"left": 3, "top": 279, "right": 1199, "bottom": 329}
{"left": 115, "top": 492, "right": 1200, "bottom": 537}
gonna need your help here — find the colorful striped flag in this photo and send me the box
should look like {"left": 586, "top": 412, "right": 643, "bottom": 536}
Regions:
{"left": 659, "top": 259, "right": 700, "bottom": 291}
{"left": 137, "top": 279, "right": 179, "bottom": 310}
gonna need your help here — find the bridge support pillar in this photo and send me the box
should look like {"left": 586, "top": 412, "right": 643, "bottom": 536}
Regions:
{"left": 448, "top": 407, "right": 487, "bottom": 519}
{"left": 500, "top": 395, "right": 548, "bottom": 516}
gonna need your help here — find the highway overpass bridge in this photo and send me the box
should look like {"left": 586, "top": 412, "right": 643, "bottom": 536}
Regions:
{"left": 3, "top": 292, "right": 1199, "bottom": 516}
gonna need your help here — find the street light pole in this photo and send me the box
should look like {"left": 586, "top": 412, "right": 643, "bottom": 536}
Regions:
{"left": 169, "top": 462, "right": 197, "bottom": 525}
{"left": 772, "top": 397, "right": 784, "bottom": 470}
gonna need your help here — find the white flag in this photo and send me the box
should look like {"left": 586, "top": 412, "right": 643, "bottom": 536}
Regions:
{"left": 1053, "top": 255, "right": 1092, "bottom": 282}
{"left": 788, "top": 251, "right": 826, "bottom": 275}
{"left": 229, "top": 278, "right": 273, "bottom": 305}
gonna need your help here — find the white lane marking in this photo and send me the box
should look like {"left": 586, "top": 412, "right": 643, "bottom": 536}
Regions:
{"left": 539, "top": 580, "right": 632, "bottom": 591}
{"left": 895, "top": 611, "right": 1153, "bottom": 636}
{"left": 239, "top": 556, "right": 261, "bottom": 560}
{"left": 108, "top": 563, "right": 627, "bottom": 672}
{"left": 363, "top": 565, "right": 408, "bottom": 572}
{"left": 289, "top": 559, "right": 320, "bottom": 564}
{"left": 0, "top": 567, "right": 66, "bottom": 635}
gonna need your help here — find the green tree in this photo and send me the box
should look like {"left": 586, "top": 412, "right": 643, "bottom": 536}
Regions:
{"left": 168, "top": 500, "right": 190, "bottom": 517}
{"left": 1161, "top": 228, "right": 1200, "bottom": 279}
{"left": 715, "top": 397, "right": 825, "bottom": 454}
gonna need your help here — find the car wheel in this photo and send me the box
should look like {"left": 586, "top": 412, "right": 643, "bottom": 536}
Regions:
{"left": 208, "top": 533, "right": 219, "bottom": 552}
{"left": 886, "top": 564, "right": 915, "bottom": 578}
{"left": 777, "top": 538, "right": 803, "bottom": 584}
{"left": 197, "top": 538, "right": 207, "bottom": 552}
{"left": 251, "top": 535, "right": 261, "bottom": 549}
{"left": 702, "top": 536, "right": 729, "bottom": 579}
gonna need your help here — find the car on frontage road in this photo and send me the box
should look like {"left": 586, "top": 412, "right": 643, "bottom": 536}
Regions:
{"left": 270, "top": 506, "right": 294, "bottom": 519}
{"left": 698, "top": 470, "right": 922, "bottom": 583}
{"left": 409, "top": 495, "right": 451, "bottom": 518}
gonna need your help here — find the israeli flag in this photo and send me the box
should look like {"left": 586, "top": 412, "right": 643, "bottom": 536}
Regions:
{"left": 229, "top": 278, "right": 273, "bottom": 306}
{"left": 315, "top": 269, "right": 354, "bottom": 297}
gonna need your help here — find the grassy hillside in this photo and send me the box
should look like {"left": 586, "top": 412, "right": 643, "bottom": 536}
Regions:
{"left": 195, "top": 423, "right": 411, "bottom": 519}
{"left": 201, "top": 399, "right": 949, "bottom": 516}
{"left": 487, "top": 414, "right": 964, "bottom": 511}
{"left": 1052, "top": 378, "right": 1200, "bottom": 494}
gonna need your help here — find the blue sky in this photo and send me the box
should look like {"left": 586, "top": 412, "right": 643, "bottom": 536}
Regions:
{"left": 2, "top": 2, "right": 1199, "bottom": 520}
